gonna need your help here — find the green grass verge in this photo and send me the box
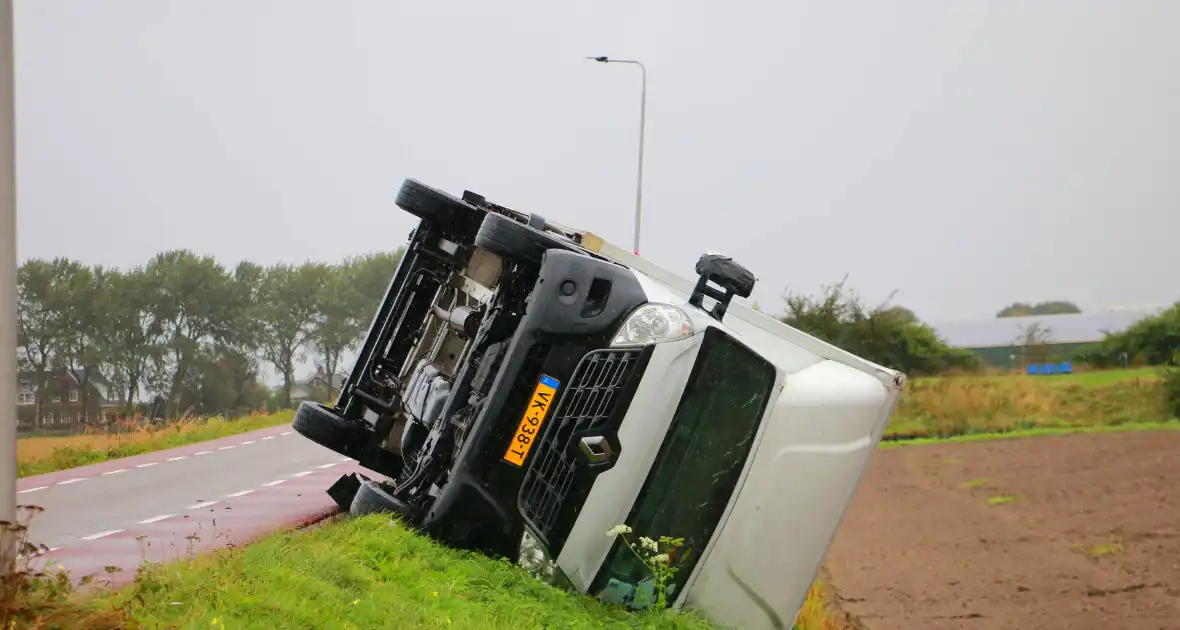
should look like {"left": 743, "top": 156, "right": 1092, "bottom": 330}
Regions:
{"left": 888, "top": 368, "right": 1171, "bottom": 439}
{"left": 879, "top": 419, "right": 1180, "bottom": 449}
{"left": 90, "top": 515, "right": 715, "bottom": 629}
{"left": 908, "top": 367, "right": 1158, "bottom": 389}
{"left": 18, "top": 411, "right": 295, "bottom": 478}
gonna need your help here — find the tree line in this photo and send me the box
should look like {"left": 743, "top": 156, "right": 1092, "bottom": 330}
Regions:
{"left": 16, "top": 251, "right": 977, "bottom": 427}
{"left": 17, "top": 249, "right": 403, "bottom": 426}
{"left": 995, "top": 301, "right": 1082, "bottom": 318}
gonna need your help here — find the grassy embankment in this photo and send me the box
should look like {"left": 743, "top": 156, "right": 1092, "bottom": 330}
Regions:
{"left": 7, "top": 513, "right": 844, "bottom": 630}
{"left": 17, "top": 410, "right": 295, "bottom": 478}
{"left": 884, "top": 367, "right": 1175, "bottom": 442}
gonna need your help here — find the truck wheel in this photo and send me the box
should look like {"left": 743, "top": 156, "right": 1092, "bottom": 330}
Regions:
{"left": 475, "top": 212, "right": 572, "bottom": 265}
{"left": 291, "top": 402, "right": 370, "bottom": 460}
{"left": 350, "top": 479, "right": 418, "bottom": 520}
{"left": 395, "top": 178, "right": 483, "bottom": 227}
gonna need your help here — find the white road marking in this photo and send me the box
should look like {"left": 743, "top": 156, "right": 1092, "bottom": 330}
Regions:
{"left": 102, "top": 469, "right": 129, "bottom": 476}
{"left": 262, "top": 436, "right": 276, "bottom": 441}
{"left": 217, "top": 445, "right": 236, "bottom": 451}
{"left": 135, "top": 462, "right": 159, "bottom": 468}
{"left": 194, "top": 451, "right": 212, "bottom": 456}
{"left": 240, "top": 440, "right": 256, "bottom": 445}
{"left": 226, "top": 490, "right": 255, "bottom": 498}
{"left": 317, "top": 463, "right": 338, "bottom": 469}
{"left": 17, "top": 486, "right": 48, "bottom": 494}
{"left": 280, "top": 431, "right": 293, "bottom": 436}
{"left": 166, "top": 456, "right": 188, "bottom": 462}
{"left": 291, "top": 471, "right": 313, "bottom": 478}
{"left": 138, "top": 514, "right": 174, "bottom": 524}
{"left": 186, "top": 500, "right": 219, "bottom": 510}
{"left": 260, "top": 479, "right": 286, "bottom": 487}
{"left": 81, "top": 529, "right": 124, "bottom": 540}
{"left": 20, "top": 546, "right": 61, "bottom": 558}
{"left": 56, "top": 478, "right": 86, "bottom": 485}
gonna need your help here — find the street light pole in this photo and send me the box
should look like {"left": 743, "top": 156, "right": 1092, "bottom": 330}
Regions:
{"left": 0, "top": 0, "right": 17, "bottom": 571}
{"left": 588, "top": 56, "right": 646, "bottom": 256}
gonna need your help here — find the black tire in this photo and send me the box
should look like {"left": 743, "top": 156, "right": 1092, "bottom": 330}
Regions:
{"left": 395, "top": 178, "right": 483, "bottom": 226}
{"left": 291, "top": 402, "right": 371, "bottom": 460}
{"left": 475, "top": 212, "right": 573, "bottom": 265}
{"left": 350, "top": 479, "right": 417, "bottom": 519}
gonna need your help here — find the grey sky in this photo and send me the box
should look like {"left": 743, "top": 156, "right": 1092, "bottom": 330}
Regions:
{"left": 14, "top": 1, "right": 1180, "bottom": 329}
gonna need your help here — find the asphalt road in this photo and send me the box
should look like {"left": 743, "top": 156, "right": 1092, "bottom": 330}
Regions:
{"left": 15, "top": 424, "right": 370, "bottom": 585}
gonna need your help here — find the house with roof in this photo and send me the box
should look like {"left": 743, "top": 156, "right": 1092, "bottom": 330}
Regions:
{"left": 16, "top": 368, "right": 125, "bottom": 430}
{"left": 288, "top": 365, "right": 348, "bottom": 405}
{"left": 931, "top": 309, "right": 1159, "bottom": 370}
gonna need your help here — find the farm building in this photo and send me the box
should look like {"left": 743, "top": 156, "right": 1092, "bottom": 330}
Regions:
{"left": 932, "top": 309, "right": 1158, "bottom": 370}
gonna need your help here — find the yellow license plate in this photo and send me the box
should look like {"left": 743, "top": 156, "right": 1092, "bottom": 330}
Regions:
{"left": 503, "top": 374, "right": 561, "bottom": 467}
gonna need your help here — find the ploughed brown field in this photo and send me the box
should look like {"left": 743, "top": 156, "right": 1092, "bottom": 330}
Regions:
{"left": 825, "top": 430, "right": 1180, "bottom": 630}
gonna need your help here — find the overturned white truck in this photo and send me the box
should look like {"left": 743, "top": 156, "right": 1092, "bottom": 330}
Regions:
{"left": 292, "top": 178, "right": 904, "bottom": 629}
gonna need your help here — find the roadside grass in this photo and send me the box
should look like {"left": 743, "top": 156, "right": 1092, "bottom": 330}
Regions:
{"left": 1051, "top": 368, "right": 1159, "bottom": 387}
{"left": 0, "top": 509, "right": 130, "bottom": 630}
{"left": 888, "top": 368, "right": 1171, "bottom": 440}
{"left": 908, "top": 367, "right": 1157, "bottom": 389}
{"left": 957, "top": 478, "right": 989, "bottom": 489}
{"left": 879, "top": 419, "right": 1180, "bottom": 449}
{"left": 91, "top": 514, "right": 715, "bottom": 629}
{"left": 792, "top": 578, "right": 850, "bottom": 630}
{"left": 5, "top": 512, "right": 841, "bottom": 630}
{"left": 17, "top": 410, "right": 294, "bottom": 478}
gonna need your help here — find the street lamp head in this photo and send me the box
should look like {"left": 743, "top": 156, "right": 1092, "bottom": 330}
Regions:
{"left": 587, "top": 56, "right": 609, "bottom": 63}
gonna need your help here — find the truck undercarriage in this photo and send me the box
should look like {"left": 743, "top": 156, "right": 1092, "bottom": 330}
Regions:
{"left": 294, "top": 178, "right": 654, "bottom": 558}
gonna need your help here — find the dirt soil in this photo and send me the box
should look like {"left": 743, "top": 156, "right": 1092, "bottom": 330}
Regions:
{"left": 825, "top": 430, "right": 1180, "bottom": 630}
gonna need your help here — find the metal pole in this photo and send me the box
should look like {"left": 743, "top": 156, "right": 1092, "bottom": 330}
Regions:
{"left": 0, "top": 0, "right": 18, "bottom": 572}
{"left": 633, "top": 62, "right": 645, "bottom": 256}
{"left": 588, "top": 57, "right": 647, "bottom": 255}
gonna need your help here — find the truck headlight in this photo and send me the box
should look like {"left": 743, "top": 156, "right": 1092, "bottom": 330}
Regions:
{"left": 518, "top": 529, "right": 577, "bottom": 591}
{"left": 611, "top": 303, "right": 694, "bottom": 347}
{"left": 518, "top": 529, "right": 557, "bottom": 584}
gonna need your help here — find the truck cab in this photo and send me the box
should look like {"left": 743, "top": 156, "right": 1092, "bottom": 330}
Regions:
{"left": 292, "top": 178, "right": 904, "bottom": 629}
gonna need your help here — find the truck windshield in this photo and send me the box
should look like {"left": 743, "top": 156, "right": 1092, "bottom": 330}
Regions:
{"left": 593, "top": 326, "right": 776, "bottom": 610}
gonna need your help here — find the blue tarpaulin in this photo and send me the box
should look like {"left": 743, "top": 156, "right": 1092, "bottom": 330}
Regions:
{"left": 1026, "top": 362, "right": 1073, "bottom": 375}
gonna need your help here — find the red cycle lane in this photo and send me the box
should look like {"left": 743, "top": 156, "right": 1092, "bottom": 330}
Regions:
{"left": 26, "top": 460, "right": 365, "bottom": 589}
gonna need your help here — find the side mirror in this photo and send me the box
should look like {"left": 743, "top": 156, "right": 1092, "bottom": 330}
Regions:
{"left": 688, "top": 253, "right": 756, "bottom": 322}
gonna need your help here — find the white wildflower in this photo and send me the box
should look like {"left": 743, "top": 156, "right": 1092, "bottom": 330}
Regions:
{"left": 650, "top": 553, "right": 670, "bottom": 564}
{"left": 606, "top": 524, "right": 633, "bottom": 537}
{"left": 639, "top": 536, "right": 659, "bottom": 552}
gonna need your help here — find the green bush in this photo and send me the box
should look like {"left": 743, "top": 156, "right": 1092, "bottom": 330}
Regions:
{"left": 779, "top": 277, "right": 979, "bottom": 376}
{"left": 1077, "top": 303, "right": 1180, "bottom": 367}
{"left": 1162, "top": 366, "right": 1180, "bottom": 419}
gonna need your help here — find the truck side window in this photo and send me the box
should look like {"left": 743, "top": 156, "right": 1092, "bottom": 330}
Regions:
{"left": 594, "top": 327, "right": 776, "bottom": 610}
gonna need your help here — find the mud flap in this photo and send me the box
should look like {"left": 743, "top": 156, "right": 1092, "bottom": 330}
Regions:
{"left": 327, "top": 472, "right": 370, "bottom": 511}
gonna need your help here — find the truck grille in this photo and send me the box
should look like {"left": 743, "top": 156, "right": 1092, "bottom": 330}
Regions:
{"left": 519, "top": 347, "right": 644, "bottom": 547}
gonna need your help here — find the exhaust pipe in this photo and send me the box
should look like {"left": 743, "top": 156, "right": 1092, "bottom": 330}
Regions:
{"left": 432, "top": 304, "right": 482, "bottom": 338}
